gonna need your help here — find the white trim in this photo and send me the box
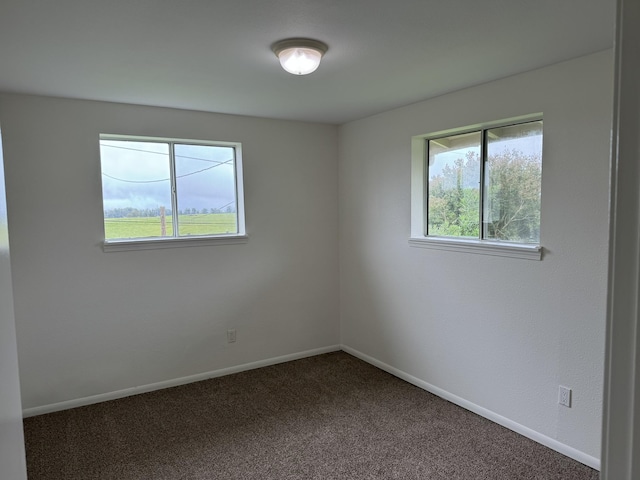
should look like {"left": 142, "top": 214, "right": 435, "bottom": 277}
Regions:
{"left": 234, "top": 144, "right": 246, "bottom": 238}
{"left": 22, "top": 345, "right": 341, "bottom": 418}
{"left": 601, "top": 0, "right": 640, "bottom": 477}
{"left": 341, "top": 344, "right": 600, "bottom": 471}
{"left": 21, "top": 343, "right": 599, "bottom": 471}
{"left": 409, "top": 236, "right": 542, "bottom": 260}
{"left": 103, "top": 234, "right": 248, "bottom": 252}
{"left": 410, "top": 115, "right": 544, "bottom": 257}
{"left": 101, "top": 134, "right": 241, "bottom": 148}
{"left": 99, "top": 133, "right": 247, "bottom": 250}
{"left": 422, "top": 113, "right": 543, "bottom": 141}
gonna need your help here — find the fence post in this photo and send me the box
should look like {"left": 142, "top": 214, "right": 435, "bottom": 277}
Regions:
{"left": 160, "top": 206, "right": 166, "bottom": 236}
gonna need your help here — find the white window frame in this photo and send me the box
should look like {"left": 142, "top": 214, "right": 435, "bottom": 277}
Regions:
{"left": 100, "top": 134, "right": 247, "bottom": 252}
{"left": 409, "top": 114, "right": 543, "bottom": 260}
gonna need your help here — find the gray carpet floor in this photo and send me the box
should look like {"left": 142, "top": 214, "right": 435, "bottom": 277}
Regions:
{"left": 23, "top": 352, "right": 599, "bottom": 479}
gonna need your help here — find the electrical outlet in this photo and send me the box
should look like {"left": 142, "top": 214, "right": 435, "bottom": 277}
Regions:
{"left": 558, "top": 386, "right": 571, "bottom": 407}
{"left": 227, "top": 329, "right": 236, "bottom": 343}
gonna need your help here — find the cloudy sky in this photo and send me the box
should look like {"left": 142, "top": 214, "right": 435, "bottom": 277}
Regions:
{"left": 428, "top": 122, "right": 543, "bottom": 181}
{"left": 100, "top": 140, "right": 236, "bottom": 213}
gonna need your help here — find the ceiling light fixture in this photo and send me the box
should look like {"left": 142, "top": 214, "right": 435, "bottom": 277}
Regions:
{"left": 271, "top": 38, "right": 328, "bottom": 75}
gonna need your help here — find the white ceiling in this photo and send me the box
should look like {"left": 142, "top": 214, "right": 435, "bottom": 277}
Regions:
{"left": 0, "top": 0, "right": 615, "bottom": 124}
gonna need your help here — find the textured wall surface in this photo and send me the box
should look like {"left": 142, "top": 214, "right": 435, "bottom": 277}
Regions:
{"left": 338, "top": 51, "right": 613, "bottom": 459}
{"left": 0, "top": 94, "right": 340, "bottom": 409}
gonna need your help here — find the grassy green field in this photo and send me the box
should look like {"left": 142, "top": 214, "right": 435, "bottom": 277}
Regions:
{"left": 104, "top": 213, "right": 237, "bottom": 240}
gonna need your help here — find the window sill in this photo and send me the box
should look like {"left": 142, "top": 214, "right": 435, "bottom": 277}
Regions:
{"left": 408, "top": 236, "right": 542, "bottom": 260}
{"left": 103, "top": 234, "right": 249, "bottom": 252}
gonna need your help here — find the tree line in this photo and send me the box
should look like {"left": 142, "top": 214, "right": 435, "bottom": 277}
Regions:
{"left": 428, "top": 149, "right": 541, "bottom": 243}
{"left": 104, "top": 206, "right": 236, "bottom": 218}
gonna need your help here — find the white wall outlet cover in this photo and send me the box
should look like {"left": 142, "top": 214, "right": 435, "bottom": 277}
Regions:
{"left": 227, "top": 329, "right": 237, "bottom": 343}
{"left": 559, "top": 386, "right": 572, "bottom": 407}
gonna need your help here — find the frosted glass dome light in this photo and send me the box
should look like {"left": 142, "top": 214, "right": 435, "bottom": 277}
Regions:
{"left": 278, "top": 47, "right": 322, "bottom": 75}
{"left": 272, "top": 38, "right": 328, "bottom": 75}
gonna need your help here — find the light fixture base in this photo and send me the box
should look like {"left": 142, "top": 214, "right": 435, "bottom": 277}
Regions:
{"left": 271, "top": 38, "right": 328, "bottom": 57}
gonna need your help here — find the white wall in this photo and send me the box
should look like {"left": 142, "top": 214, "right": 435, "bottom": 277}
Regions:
{"left": 0, "top": 132, "right": 27, "bottom": 478}
{"left": 0, "top": 51, "right": 613, "bottom": 469}
{"left": 339, "top": 51, "right": 612, "bottom": 462}
{"left": 0, "top": 94, "right": 339, "bottom": 410}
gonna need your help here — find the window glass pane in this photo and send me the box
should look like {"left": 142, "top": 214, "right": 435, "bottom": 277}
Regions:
{"left": 483, "top": 121, "right": 542, "bottom": 243}
{"left": 100, "top": 140, "right": 173, "bottom": 240}
{"left": 174, "top": 144, "right": 237, "bottom": 236}
{"left": 427, "top": 131, "right": 481, "bottom": 237}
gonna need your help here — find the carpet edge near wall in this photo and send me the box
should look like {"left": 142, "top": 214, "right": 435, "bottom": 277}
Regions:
{"left": 21, "top": 342, "right": 599, "bottom": 471}
{"left": 21, "top": 345, "right": 342, "bottom": 418}
{"left": 340, "top": 344, "right": 600, "bottom": 471}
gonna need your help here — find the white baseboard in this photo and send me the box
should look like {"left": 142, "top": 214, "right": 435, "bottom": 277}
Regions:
{"left": 340, "top": 344, "right": 601, "bottom": 471}
{"left": 22, "top": 343, "right": 601, "bottom": 471}
{"left": 22, "top": 345, "right": 341, "bottom": 418}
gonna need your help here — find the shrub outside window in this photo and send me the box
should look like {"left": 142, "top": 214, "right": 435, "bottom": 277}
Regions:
{"left": 99, "top": 135, "right": 245, "bottom": 245}
{"left": 427, "top": 120, "right": 542, "bottom": 244}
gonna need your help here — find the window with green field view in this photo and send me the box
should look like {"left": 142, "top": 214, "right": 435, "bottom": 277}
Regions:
{"left": 99, "top": 136, "right": 244, "bottom": 242}
{"left": 427, "top": 120, "right": 543, "bottom": 244}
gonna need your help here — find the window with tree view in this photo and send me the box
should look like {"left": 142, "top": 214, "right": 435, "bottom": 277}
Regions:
{"left": 427, "top": 120, "right": 542, "bottom": 244}
{"left": 99, "top": 136, "right": 243, "bottom": 242}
